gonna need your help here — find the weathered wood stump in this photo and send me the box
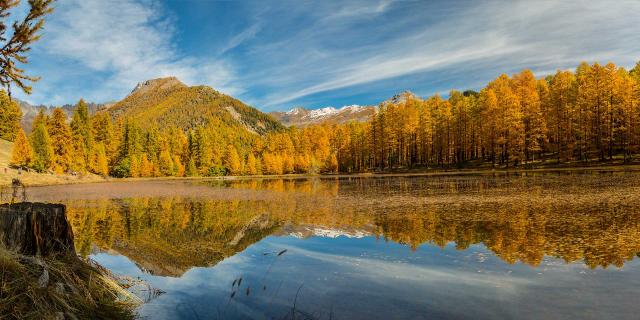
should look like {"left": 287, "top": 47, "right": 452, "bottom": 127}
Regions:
{"left": 0, "top": 202, "right": 75, "bottom": 256}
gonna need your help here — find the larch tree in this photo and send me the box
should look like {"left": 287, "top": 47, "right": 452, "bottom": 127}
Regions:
{"left": 92, "top": 142, "right": 109, "bottom": 176}
{"left": 10, "top": 126, "right": 31, "bottom": 167}
{"left": 512, "top": 69, "right": 546, "bottom": 162}
{"left": 0, "top": 0, "right": 54, "bottom": 96}
{"left": 47, "top": 107, "right": 74, "bottom": 173}
{"left": 29, "top": 118, "right": 52, "bottom": 172}
{"left": 0, "top": 89, "right": 21, "bottom": 141}
{"left": 70, "top": 99, "right": 94, "bottom": 171}
{"left": 245, "top": 153, "right": 258, "bottom": 175}
{"left": 224, "top": 144, "right": 241, "bottom": 175}
{"left": 549, "top": 70, "right": 576, "bottom": 161}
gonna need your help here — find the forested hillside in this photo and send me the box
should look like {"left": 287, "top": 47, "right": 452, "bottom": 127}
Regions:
{"left": 331, "top": 61, "right": 640, "bottom": 172}
{"left": 107, "top": 77, "right": 282, "bottom": 134}
{"left": 3, "top": 60, "right": 640, "bottom": 178}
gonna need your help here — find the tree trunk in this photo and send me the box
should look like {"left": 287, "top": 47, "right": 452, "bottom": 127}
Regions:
{"left": 0, "top": 203, "right": 75, "bottom": 256}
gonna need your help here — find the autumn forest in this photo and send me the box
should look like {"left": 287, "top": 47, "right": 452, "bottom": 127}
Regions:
{"left": 2, "top": 61, "right": 640, "bottom": 178}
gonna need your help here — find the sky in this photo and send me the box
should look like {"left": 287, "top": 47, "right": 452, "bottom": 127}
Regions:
{"left": 11, "top": 0, "right": 640, "bottom": 112}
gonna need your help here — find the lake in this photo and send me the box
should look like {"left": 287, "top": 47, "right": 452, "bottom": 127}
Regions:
{"left": 28, "top": 171, "right": 640, "bottom": 319}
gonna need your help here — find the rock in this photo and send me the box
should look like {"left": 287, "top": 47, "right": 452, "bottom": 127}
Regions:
{"left": 0, "top": 202, "right": 75, "bottom": 256}
{"left": 38, "top": 268, "right": 49, "bottom": 288}
{"left": 54, "top": 282, "right": 65, "bottom": 295}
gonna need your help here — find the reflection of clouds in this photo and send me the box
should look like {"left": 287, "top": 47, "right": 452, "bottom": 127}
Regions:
{"left": 281, "top": 243, "right": 532, "bottom": 291}
{"left": 92, "top": 236, "right": 640, "bottom": 320}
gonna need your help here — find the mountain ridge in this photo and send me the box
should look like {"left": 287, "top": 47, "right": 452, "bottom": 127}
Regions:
{"left": 106, "top": 76, "right": 283, "bottom": 135}
{"left": 270, "top": 104, "right": 376, "bottom": 127}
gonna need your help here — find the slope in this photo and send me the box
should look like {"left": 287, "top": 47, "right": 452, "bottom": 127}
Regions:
{"left": 107, "top": 77, "right": 283, "bottom": 135}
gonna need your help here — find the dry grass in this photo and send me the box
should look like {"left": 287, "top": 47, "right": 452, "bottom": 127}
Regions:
{"left": 0, "top": 139, "right": 11, "bottom": 169}
{"left": 0, "top": 248, "right": 138, "bottom": 320}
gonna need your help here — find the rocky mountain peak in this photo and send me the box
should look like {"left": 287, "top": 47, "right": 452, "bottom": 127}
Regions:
{"left": 130, "top": 76, "right": 186, "bottom": 96}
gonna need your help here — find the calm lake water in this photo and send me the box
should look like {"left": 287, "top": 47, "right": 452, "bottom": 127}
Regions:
{"left": 29, "top": 171, "right": 640, "bottom": 319}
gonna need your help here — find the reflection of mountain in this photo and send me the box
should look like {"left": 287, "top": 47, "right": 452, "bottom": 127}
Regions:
{"left": 280, "top": 224, "right": 372, "bottom": 239}
{"left": 67, "top": 199, "right": 281, "bottom": 277}
{"left": 61, "top": 173, "right": 640, "bottom": 273}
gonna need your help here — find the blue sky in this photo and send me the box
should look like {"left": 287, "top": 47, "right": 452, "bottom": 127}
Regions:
{"left": 12, "top": 0, "right": 640, "bottom": 112}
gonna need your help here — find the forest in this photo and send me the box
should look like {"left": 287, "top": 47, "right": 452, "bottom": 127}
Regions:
{"left": 2, "top": 60, "right": 640, "bottom": 177}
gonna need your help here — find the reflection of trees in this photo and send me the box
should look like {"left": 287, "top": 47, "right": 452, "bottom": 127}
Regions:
{"left": 65, "top": 175, "right": 640, "bottom": 273}
{"left": 373, "top": 201, "right": 640, "bottom": 269}
{"left": 67, "top": 198, "right": 281, "bottom": 276}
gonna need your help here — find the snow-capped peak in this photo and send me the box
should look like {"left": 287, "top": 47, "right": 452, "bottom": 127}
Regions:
{"left": 339, "top": 105, "right": 364, "bottom": 113}
{"left": 308, "top": 106, "right": 338, "bottom": 118}
{"left": 285, "top": 107, "right": 305, "bottom": 115}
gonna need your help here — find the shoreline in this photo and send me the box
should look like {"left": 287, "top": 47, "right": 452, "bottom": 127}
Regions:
{"left": 4, "top": 162, "right": 640, "bottom": 188}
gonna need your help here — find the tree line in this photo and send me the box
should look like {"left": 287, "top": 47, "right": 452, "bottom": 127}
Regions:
{"left": 334, "top": 61, "right": 640, "bottom": 172}
{"left": 4, "top": 60, "right": 640, "bottom": 177}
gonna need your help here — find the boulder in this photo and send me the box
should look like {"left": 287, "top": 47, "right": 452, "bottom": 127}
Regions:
{"left": 0, "top": 202, "right": 75, "bottom": 256}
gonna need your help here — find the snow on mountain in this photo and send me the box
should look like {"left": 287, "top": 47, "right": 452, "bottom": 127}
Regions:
{"left": 283, "top": 225, "right": 371, "bottom": 239}
{"left": 270, "top": 104, "right": 375, "bottom": 127}
{"left": 308, "top": 106, "right": 338, "bottom": 118}
{"left": 269, "top": 91, "right": 424, "bottom": 127}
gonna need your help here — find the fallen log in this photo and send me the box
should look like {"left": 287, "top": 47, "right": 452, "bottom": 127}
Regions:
{"left": 0, "top": 202, "right": 75, "bottom": 256}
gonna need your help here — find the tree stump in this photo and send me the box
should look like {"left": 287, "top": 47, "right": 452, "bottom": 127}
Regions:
{"left": 0, "top": 202, "right": 75, "bottom": 256}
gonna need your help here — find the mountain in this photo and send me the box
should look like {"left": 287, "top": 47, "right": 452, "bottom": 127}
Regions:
{"left": 382, "top": 90, "right": 421, "bottom": 105}
{"left": 270, "top": 104, "right": 375, "bottom": 127}
{"left": 16, "top": 98, "right": 105, "bottom": 132}
{"left": 106, "top": 77, "right": 283, "bottom": 135}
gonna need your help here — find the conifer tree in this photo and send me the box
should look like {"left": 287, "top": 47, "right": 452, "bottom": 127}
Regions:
{"left": 0, "top": 90, "right": 21, "bottom": 141}
{"left": 140, "top": 153, "right": 152, "bottom": 177}
{"left": 246, "top": 153, "right": 258, "bottom": 175}
{"left": 29, "top": 121, "right": 53, "bottom": 172}
{"left": 47, "top": 108, "right": 74, "bottom": 173}
{"left": 173, "top": 155, "right": 185, "bottom": 177}
{"left": 158, "top": 149, "right": 174, "bottom": 176}
{"left": 92, "top": 112, "right": 115, "bottom": 155}
{"left": 10, "top": 127, "right": 31, "bottom": 167}
{"left": 93, "top": 142, "right": 109, "bottom": 176}
{"left": 185, "top": 157, "right": 198, "bottom": 177}
{"left": 224, "top": 145, "right": 241, "bottom": 175}
{"left": 70, "top": 99, "right": 94, "bottom": 171}
{"left": 0, "top": 0, "right": 54, "bottom": 96}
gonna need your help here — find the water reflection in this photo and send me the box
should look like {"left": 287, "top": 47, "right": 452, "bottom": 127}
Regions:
{"left": 27, "top": 172, "right": 640, "bottom": 319}
{"left": 48, "top": 173, "right": 640, "bottom": 273}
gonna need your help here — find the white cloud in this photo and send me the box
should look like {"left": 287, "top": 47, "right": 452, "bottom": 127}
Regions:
{"left": 219, "top": 23, "right": 262, "bottom": 55}
{"left": 43, "top": 0, "right": 241, "bottom": 101}
{"left": 254, "top": 0, "right": 640, "bottom": 109}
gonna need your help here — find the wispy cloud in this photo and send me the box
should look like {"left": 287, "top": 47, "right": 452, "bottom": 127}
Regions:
{"left": 247, "top": 0, "right": 640, "bottom": 109}
{"left": 13, "top": 0, "right": 640, "bottom": 110}
{"left": 33, "top": 0, "right": 241, "bottom": 103}
{"left": 219, "top": 23, "right": 262, "bottom": 55}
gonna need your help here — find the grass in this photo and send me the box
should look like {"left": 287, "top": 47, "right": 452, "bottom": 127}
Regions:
{"left": 0, "top": 139, "right": 11, "bottom": 169}
{"left": 0, "top": 247, "right": 139, "bottom": 319}
{"left": 0, "top": 139, "right": 106, "bottom": 187}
